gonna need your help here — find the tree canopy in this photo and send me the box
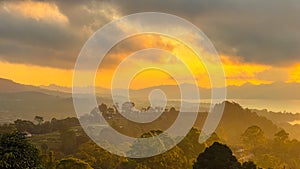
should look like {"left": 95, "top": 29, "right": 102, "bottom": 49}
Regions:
{"left": 0, "top": 132, "right": 41, "bottom": 169}
{"left": 193, "top": 142, "right": 242, "bottom": 169}
{"left": 56, "top": 157, "right": 94, "bottom": 169}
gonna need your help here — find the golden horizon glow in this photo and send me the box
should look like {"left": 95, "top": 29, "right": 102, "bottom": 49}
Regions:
{"left": 0, "top": 61, "right": 73, "bottom": 87}
{"left": 288, "top": 63, "right": 300, "bottom": 83}
{"left": 1, "top": 34, "right": 295, "bottom": 89}
{"left": 0, "top": 56, "right": 299, "bottom": 89}
{"left": 0, "top": 1, "right": 298, "bottom": 90}
{"left": 221, "top": 56, "right": 273, "bottom": 86}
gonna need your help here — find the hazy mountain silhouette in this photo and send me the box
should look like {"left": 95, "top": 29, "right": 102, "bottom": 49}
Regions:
{"left": 226, "top": 82, "right": 300, "bottom": 99}
{"left": 1, "top": 78, "right": 300, "bottom": 141}
{"left": 0, "top": 91, "right": 75, "bottom": 123}
{"left": 41, "top": 81, "right": 300, "bottom": 100}
{"left": 40, "top": 84, "right": 110, "bottom": 95}
{"left": 0, "top": 78, "right": 42, "bottom": 93}
{"left": 0, "top": 78, "right": 69, "bottom": 97}
{"left": 212, "top": 101, "right": 280, "bottom": 144}
{"left": 1, "top": 78, "right": 300, "bottom": 99}
{"left": 253, "top": 109, "right": 300, "bottom": 140}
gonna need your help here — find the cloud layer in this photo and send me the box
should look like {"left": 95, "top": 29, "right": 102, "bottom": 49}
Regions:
{"left": 0, "top": 0, "right": 299, "bottom": 69}
{"left": 109, "top": 0, "right": 300, "bottom": 65}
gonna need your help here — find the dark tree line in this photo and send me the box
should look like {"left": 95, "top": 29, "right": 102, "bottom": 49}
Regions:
{"left": 0, "top": 130, "right": 262, "bottom": 169}
{"left": 193, "top": 142, "right": 260, "bottom": 169}
{"left": 0, "top": 132, "right": 42, "bottom": 169}
{"left": 14, "top": 117, "right": 79, "bottom": 134}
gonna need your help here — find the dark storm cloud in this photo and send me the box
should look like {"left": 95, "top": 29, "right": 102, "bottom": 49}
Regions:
{"left": 55, "top": 1, "right": 115, "bottom": 29}
{"left": 0, "top": 0, "right": 299, "bottom": 69}
{"left": 0, "top": 3, "right": 85, "bottom": 69}
{"left": 0, "top": 39, "right": 76, "bottom": 68}
{"left": 0, "top": 12, "right": 76, "bottom": 49}
{"left": 0, "top": 1, "right": 117, "bottom": 69}
{"left": 109, "top": 0, "right": 300, "bottom": 65}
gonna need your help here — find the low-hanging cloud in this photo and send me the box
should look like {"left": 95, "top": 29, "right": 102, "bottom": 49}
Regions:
{"left": 109, "top": 0, "right": 300, "bottom": 66}
{"left": 0, "top": 0, "right": 299, "bottom": 69}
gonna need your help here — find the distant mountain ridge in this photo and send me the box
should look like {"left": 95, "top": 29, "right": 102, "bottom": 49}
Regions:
{"left": 1, "top": 78, "right": 300, "bottom": 100}
{"left": 0, "top": 78, "right": 69, "bottom": 97}
{"left": 40, "top": 84, "right": 110, "bottom": 95}
{"left": 252, "top": 108, "right": 300, "bottom": 141}
{"left": 0, "top": 78, "right": 42, "bottom": 93}
{"left": 0, "top": 78, "right": 300, "bottom": 140}
{"left": 212, "top": 101, "right": 281, "bottom": 143}
{"left": 227, "top": 82, "right": 300, "bottom": 99}
{"left": 41, "top": 80, "right": 300, "bottom": 100}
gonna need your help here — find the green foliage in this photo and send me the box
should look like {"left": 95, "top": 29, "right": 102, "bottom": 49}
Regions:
{"left": 255, "top": 154, "right": 282, "bottom": 169}
{"left": 75, "top": 141, "right": 126, "bottom": 169}
{"left": 2, "top": 101, "right": 300, "bottom": 169}
{"left": 241, "top": 125, "right": 266, "bottom": 149}
{"left": 205, "top": 132, "right": 221, "bottom": 147}
{"left": 46, "top": 151, "right": 56, "bottom": 169}
{"left": 193, "top": 142, "right": 242, "bottom": 169}
{"left": 121, "top": 102, "right": 135, "bottom": 113}
{"left": 274, "top": 130, "right": 289, "bottom": 143}
{"left": 56, "top": 157, "right": 93, "bottom": 169}
{"left": 35, "top": 116, "right": 44, "bottom": 125}
{"left": 99, "top": 103, "right": 108, "bottom": 114}
{"left": 128, "top": 130, "right": 176, "bottom": 157}
{"left": 14, "top": 117, "right": 79, "bottom": 134}
{"left": 242, "top": 161, "right": 260, "bottom": 169}
{"left": 60, "top": 129, "right": 77, "bottom": 154}
{"left": 0, "top": 123, "right": 16, "bottom": 133}
{"left": 240, "top": 126, "right": 300, "bottom": 169}
{"left": 214, "top": 101, "right": 278, "bottom": 145}
{"left": 118, "top": 159, "right": 145, "bottom": 169}
{"left": 14, "top": 119, "right": 35, "bottom": 132}
{"left": 136, "top": 146, "right": 188, "bottom": 169}
{"left": 0, "top": 132, "right": 42, "bottom": 169}
{"left": 177, "top": 127, "right": 205, "bottom": 167}
{"left": 127, "top": 130, "right": 188, "bottom": 169}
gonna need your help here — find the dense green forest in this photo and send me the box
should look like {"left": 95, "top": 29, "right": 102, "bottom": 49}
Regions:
{"left": 1, "top": 102, "right": 300, "bottom": 169}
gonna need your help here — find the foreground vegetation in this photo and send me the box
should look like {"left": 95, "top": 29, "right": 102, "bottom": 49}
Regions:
{"left": 1, "top": 131, "right": 261, "bottom": 169}
{"left": 0, "top": 102, "right": 300, "bottom": 169}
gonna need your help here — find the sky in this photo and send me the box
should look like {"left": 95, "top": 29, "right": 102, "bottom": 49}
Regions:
{"left": 0, "top": 0, "right": 299, "bottom": 89}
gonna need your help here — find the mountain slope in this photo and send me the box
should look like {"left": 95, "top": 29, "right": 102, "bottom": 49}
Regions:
{"left": 208, "top": 102, "right": 280, "bottom": 144}
{"left": 2, "top": 78, "right": 300, "bottom": 100}
{"left": 0, "top": 91, "right": 75, "bottom": 123}
{"left": 0, "top": 78, "right": 41, "bottom": 92}
{"left": 0, "top": 78, "right": 69, "bottom": 97}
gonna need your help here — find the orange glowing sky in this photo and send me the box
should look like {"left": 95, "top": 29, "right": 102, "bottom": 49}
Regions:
{"left": 0, "top": 1, "right": 299, "bottom": 90}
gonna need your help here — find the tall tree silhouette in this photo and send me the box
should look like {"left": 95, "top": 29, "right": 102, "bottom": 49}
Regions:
{"left": 193, "top": 142, "right": 241, "bottom": 169}
{"left": 0, "top": 132, "right": 41, "bottom": 169}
